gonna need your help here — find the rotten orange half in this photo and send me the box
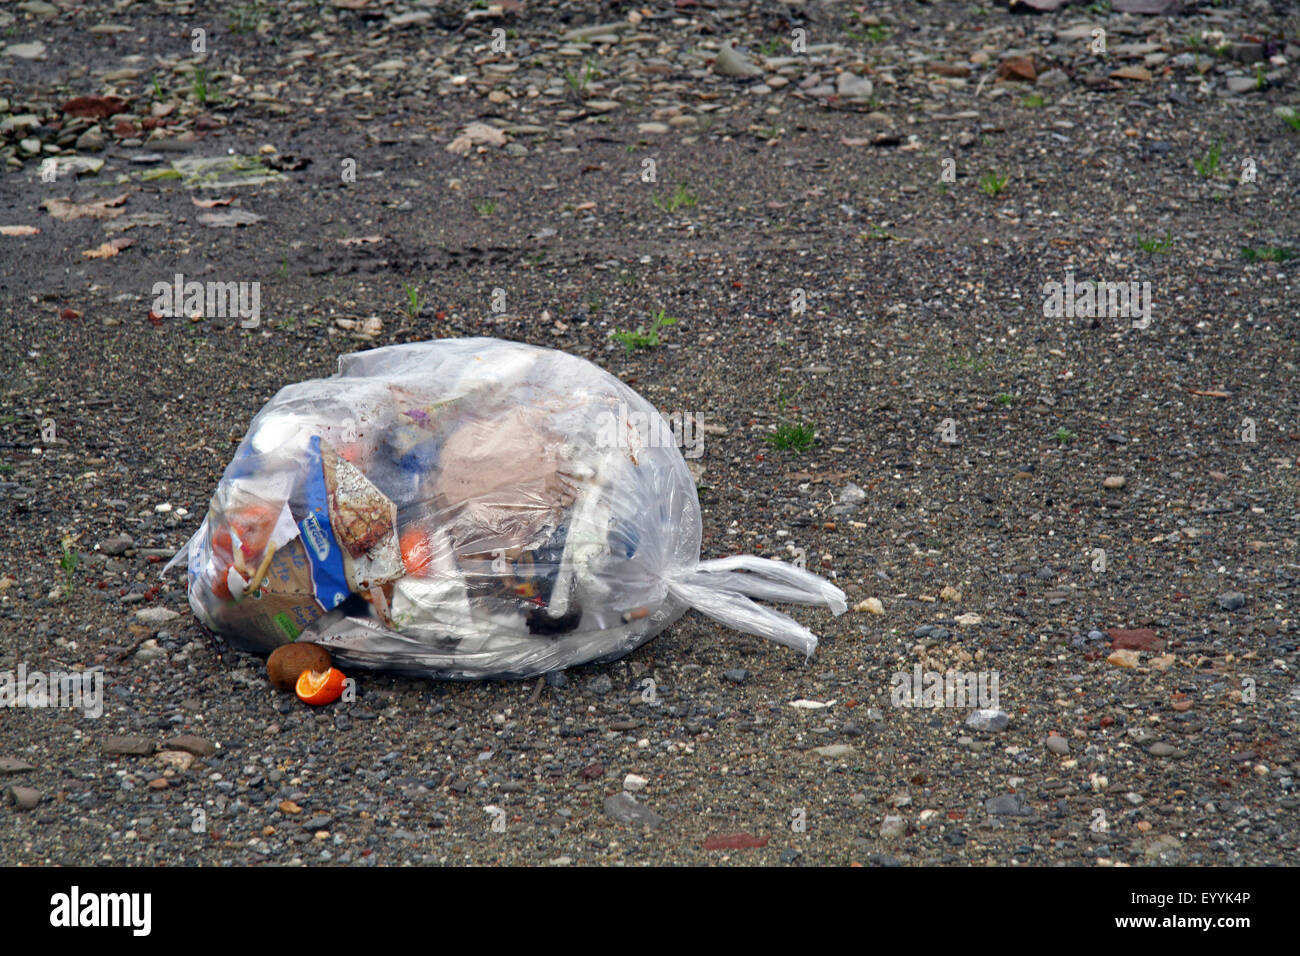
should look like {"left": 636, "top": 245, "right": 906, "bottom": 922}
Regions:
{"left": 295, "top": 667, "right": 346, "bottom": 706}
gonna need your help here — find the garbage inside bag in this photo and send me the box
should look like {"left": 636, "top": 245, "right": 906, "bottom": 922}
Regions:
{"left": 166, "top": 337, "right": 847, "bottom": 679}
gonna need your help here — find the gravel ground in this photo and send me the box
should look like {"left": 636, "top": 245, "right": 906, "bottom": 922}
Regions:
{"left": 1, "top": 0, "right": 1298, "bottom": 867}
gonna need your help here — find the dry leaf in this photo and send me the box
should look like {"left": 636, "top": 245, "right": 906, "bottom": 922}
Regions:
{"left": 1188, "top": 389, "right": 1231, "bottom": 399}
{"left": 337, "top": 235, "right": 384, "bottom": 245}
{"left": 191, "top": 196, "right": 234, "bottom": 208}
{"left": 197, "top": 209, "right": 264, "bottom": 228}
{"left": 447, "top": 121, "right": 507, "bottom": 155}
{"left": 61, "top": 95, "right": 129, "bottom": 120}
{"left": 82, "top": 238, "right": 135, "bottom": 259}
{"left": 42, "top": 193, "right": 129, "bottom": 221}
{"left": 0, "top": 225, "right": 40, "bottom": 236}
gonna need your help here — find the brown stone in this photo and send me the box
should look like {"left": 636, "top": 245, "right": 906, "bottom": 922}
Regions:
{"left": 930, "top": 62, "right": 971, "bottom": 78}
{"left": 161, "top": 734, "right": 217, "bottom": 757}
{"left": 102, "top": 735, "right": 155, "bottom": 756}
{"left": 1108, "top": 628, "right": 1165, "bottom": 652}
{"left": 997, "top": 56, "right": 1036, "bottom": 82}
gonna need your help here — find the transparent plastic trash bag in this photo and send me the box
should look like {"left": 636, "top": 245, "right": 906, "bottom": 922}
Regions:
{"left": 167, "top": 338, "right": 847, "bottom": 679}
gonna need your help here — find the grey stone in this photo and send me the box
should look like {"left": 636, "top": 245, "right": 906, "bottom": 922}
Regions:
{"left": 0, "top": 757, "right": 36, "bottom": 775}
{"left": 1229, "top": 43, "right": 1265, "bottom": 63}
{"left": 133, "top": 640, "right": 164, "bottom": 664}
{"left": 75, "top": 125, "right": 105, "bottom": 152}
{"left": 603, "top": 791, "right": 663, "bottom": 828}
{"left": 50, "top": 155, "right": 103, "bottom": 176}
{"left": 966, "top": 709, "right": 1010, "bottom": 732}
{"left": 985, "top": 793, "right": 1033, "bottom": 816}
{"left": 8, "top": 786, "right": 40, "bottom": 811}
{"left": 713, "top": 44, "right": 764, "bottom": 78}
{"left": 1217, "top": 592, "right": 1246, "bottom": 611}
{"left": 1046, "top": 735, "right": 1070, "bottom": 755}
{"left": 388, "top": 11, "right": 431, "bottom": 27}
{"left": 812, "top": 744, "right": 854, "bottom": 758}
{"left": 2, "top": 42, "right": 48, "bottom": 60}
{"left": 0, "top": 114, "right": 40, "bottom": 134}
{"left": 839, "top": 482, "right": 867, "bottom": 504}
{"left": 836, "top": 72, "right": 874, "bottom": 100}
{"left": 135, "top": 607, "right": 179, "bottom": 625}
{"left": 562, "top": 22, "right": 632, "bottom": 43}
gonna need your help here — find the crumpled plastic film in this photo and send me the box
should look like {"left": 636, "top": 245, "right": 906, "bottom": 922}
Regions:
{"left": 167, "top": 337, "right": 847, "bottom": 679}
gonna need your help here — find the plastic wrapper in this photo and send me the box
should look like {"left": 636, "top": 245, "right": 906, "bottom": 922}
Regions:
{"left": 167, "top": 338, "right": 847, "bottom": 679}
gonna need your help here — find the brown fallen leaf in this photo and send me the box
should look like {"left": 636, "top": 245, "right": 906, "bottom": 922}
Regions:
{"left": 42, "top": 193, "right": 129, "bottom": 221}
{"left": 336, "top": 235, "right": 385, "bottom": 245}
{"left": 0, "top": 225, "right": 40, "bottom": 236}
{"left": 1188, "top": 389, "right": 1231, "bottom": 398}
{"left": 61, "top": 95, "right": 129, "bottom": 120}
{"left": 930, "top": 62, "right": 971, "bottom": 78}
{"left": 997, "top": 56, "right": 1036, "bottom": 82}
{"left": 191, "top": 196, "right": 234, "bottom": 208}
{"left": 447, "top": 121, "right": 508, "bottom": 155}
{"left": 82, "top": 238, "right": 134, "bottom": 259}
{"left": 1112, "top": 66, "right": 1153, "bottom": 82}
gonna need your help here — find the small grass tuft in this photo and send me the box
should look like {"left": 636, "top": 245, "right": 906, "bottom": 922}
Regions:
{"left": 60, "top": 535, "right": 79, "bottom": 596}
{"left": 979, "top": 172, "right": 1009, "bottom": 197}
{"left": 765, "top": 422, "right": 816, "bottom": 453}
{"left": 1240, "top": 246, "right": 1295, "bottom": 262}
{"left": 401, "top": 282, "right": 422, "bottom": 320}
{"left": 610, "top": 308, "right": 677, "bottom": 355}
{"left": 653, "top": 184, "right": 699, "bottom": 213}
{"left": 1137, "top": 231, "right": 1173, "bottom": 253}
{"left": 1192, "top": 139, "right": 1222, "bottom": 178}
